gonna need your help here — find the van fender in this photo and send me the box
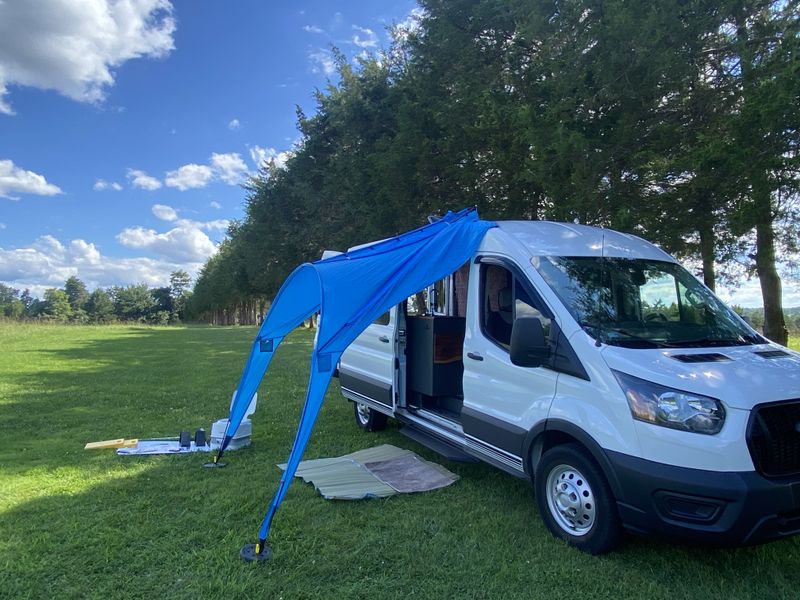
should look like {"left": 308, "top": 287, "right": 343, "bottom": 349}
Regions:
{"left": 523, "top": 419, "right": 624, "bottom": 502}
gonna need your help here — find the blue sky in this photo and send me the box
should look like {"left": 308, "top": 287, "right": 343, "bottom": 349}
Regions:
{"left": 0, "top": 0, "right": 418, "bottom": 297}
{"left": 0, "top": 0, "right": 792, "bottom": 307}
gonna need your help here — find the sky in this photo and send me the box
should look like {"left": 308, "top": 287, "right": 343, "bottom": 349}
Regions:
{"left": 0, "top": 0, "right": 794, "bottom": 308}
{"left": 0, "top": 0, "right": 418, "bottom": 298}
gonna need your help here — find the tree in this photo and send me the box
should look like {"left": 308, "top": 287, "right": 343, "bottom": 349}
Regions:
{"left": 86, "top": 289, "right": 115, "bottom": 323}
{"left": 42, "top": 289, "right": 72, "bottom": 322}
{"left": 0, "top": 283, "right": 24, "bottom": 318}
{"left": 64, "top": 276, "right": 89, "bottom": 311}
{"left": 169, "top": 270, "right": 192, "bottom": 321}
{"left": 113, "top": 284, "right": 156, "bottom": 322}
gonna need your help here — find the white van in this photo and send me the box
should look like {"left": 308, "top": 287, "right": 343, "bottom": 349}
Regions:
{"left": 336, "top": 221, "right": 800, "bottom": 553}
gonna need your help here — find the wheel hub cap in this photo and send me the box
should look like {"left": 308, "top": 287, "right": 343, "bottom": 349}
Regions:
{"left": 356, "top": 403, "right": 370, "bottom": 424}
{"left": 545, "top": 464, "right": 596, "bottom": 536}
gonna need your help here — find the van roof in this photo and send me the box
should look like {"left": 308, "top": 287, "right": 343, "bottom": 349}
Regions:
{"left": 494, "top": 221, "right": 675, "bottom": 261}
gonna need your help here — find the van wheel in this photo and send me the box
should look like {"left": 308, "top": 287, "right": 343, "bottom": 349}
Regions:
{"left": 353, "top": 401, "right": 387, "bottom": 432}
{"left": 534, "top": 443, "right": 622, "bottom": 554}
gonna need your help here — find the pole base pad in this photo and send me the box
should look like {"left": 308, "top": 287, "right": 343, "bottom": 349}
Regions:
{"left": 240, "top": 543, "right": 272, "bottom": 562}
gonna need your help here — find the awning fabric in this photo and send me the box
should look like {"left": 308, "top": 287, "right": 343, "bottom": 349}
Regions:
{"left": 219, "top": 207, "right": 495, "bottom": 544}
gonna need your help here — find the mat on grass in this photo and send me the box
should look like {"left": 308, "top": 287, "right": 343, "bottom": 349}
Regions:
{"left": 278, "top": 444, "right": 458, "bottom": 500}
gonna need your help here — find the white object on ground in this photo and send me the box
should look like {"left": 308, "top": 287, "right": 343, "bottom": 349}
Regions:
{"left": 116, "top": 441, "right": 211, "bottom": 455}
{"left": 210, "top": 418, "right": 252, "bottom": 450}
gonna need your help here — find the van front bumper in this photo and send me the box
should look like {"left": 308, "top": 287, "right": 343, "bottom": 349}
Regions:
{"left": 606, "top": 450, "right": 800, "bottom": 545}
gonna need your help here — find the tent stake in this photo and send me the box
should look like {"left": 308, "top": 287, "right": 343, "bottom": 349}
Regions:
{"left": 202, "top": 451, "right": 227, "bottom": 469}
{"left": 240, "top": 540, "right": 271, "bottom": 562}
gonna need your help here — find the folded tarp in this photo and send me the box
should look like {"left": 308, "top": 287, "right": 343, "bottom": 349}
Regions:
{"left": 279, "top": 444, "right": 458, "bottom": 500}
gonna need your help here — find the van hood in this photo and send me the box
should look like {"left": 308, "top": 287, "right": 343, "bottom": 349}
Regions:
{"left": 601, "top": 344, "right": 800, "bottom": 410}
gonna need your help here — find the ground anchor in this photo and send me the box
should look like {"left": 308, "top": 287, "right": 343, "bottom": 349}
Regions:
{"left": 240, "top": 542, "right": 272, "bottom": 562}
{"left": 203, "top": 452, "right": 227, "bottom": 469}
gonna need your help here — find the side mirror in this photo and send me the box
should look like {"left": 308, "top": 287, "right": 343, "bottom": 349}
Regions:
{"left": 510, "top": 317, "right": 550, "bottom": 368}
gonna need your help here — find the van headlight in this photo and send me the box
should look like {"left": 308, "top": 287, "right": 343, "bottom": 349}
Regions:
{"left": 612, "top": 370, "right": 725, "bottom": 435}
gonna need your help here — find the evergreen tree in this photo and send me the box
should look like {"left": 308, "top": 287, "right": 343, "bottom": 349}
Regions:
{"left": 86, "top": 289, "right": 115, "bottom": 323}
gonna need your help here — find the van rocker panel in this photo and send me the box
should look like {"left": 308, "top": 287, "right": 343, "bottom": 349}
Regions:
{"left": 461, "top": 405, "right": 527, "bottom": 457}
{"left": 339, "top": 368, "right": 392, "bottom": 407}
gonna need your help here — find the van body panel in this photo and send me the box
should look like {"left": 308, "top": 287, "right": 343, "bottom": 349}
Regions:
{"left": 461, "top": 254, "right": 559, "bottom": 448}
{"left": 632, "top": 409, "right": 754, "bottom": 471}
{"left": 601, "top": 344, "right": 800, "bottom": 410}
{"left": 339, "top": 308, "right": 397, "bottom": 414}
{"left": 497, "top": 221, "right": 677, "bottom": 261}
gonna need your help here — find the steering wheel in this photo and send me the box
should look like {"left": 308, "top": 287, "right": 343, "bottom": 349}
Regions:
{"left": 645, "top": 312, "right": 669, "bottom": 323}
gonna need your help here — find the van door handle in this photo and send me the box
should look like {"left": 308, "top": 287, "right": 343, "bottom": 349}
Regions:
{"left": 378, "top": 335, "right": 390, "bottom": 343}
{"left": 467, "top": 352, "right": 484, "bottom": 361}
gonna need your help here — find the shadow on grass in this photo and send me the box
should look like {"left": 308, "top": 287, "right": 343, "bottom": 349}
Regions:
{"left": 2, "top": 326, "right": 800, "bottom": 599}
{"left": 3, "top": 444, "right": 800, "bottom": 600}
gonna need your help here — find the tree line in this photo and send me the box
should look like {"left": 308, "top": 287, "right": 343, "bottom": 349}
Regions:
{"left": 0, "top": 272, "right": 192, "bottom": 324}
{"left": 177, "top": 1, "right": 798, "bottom": 345}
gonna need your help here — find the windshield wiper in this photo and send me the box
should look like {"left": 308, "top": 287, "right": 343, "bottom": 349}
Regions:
{"left": 601, "top": 328, "right": 678, "bottom": 349}
{"left": 671, "top": 336, "right": 753, "bottom": 348}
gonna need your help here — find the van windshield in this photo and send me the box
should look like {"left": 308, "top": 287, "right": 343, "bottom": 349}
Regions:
{"left": 532, "top": 256, "right": 764, "bottom": 349}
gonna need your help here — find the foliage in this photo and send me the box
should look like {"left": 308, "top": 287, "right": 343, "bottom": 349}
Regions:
{"left": 86, "top": 288, "right": 115, "bottom": 324}
{"left": 0, "top": 283, "right": 25, "bottom": 318}
{"left": 0, "top": 276, "right": 197, "bottom": 325}
{"left": 188, "top": 0, "right": 798, "bottom": 343}
{"left": 42, "top": 289, "right": 72, "bottom": 322}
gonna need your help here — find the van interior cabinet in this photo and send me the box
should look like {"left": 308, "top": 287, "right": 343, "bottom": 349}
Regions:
{"left": 406, "top": 316, "right": 465, "bottom": 397}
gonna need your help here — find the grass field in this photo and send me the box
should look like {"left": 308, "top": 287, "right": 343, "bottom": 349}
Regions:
{"left": 2, "top": 324, "right": 800, "bottom": 599}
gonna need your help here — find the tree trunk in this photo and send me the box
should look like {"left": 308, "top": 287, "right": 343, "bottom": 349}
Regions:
{"left": 755, "top": 216, "right": 788, "bottom": 345}
{"left": 698, "top": 222, "right": 716, "bottom": 291}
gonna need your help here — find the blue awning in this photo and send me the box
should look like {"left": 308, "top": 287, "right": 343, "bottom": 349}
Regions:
{"left": 220, "top": 207, "right": 496, "bottom": 545}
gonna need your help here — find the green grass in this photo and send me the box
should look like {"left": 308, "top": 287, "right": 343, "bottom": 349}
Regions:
{"left": 1, "top": 324, "right": 800, "bottom": 599}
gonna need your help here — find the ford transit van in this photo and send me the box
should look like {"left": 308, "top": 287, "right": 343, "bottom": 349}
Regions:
{"left": 337, "top": 221, "right": 800, "bottom": 553}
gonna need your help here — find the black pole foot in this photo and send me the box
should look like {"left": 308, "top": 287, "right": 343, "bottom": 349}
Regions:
{"left": 240, "top": 542, "right": 272, "bottom": 562}
{"left": 203, "top": 453, "right": 226, "bottom": 469}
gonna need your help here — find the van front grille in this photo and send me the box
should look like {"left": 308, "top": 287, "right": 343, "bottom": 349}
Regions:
{"left": 748, "top": 400, "right": 800, "bottom": 478}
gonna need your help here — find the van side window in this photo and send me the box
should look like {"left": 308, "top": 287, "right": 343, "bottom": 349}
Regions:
{"left": 374, "top": 311, "right": 390, "bottom": 325}
{"left": 482, "top": 264, "right": 551, "bottom": 350}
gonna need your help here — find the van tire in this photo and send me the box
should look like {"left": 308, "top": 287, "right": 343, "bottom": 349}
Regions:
{"left": 353, "top": 401, "right": 388, "bottom": 432}
{"left": 534, "top": 443, "right": 622, "bottom": 554}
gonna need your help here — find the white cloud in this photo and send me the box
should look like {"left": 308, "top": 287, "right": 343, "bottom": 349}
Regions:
{"left": 0, "top": 223, "right": 6, "bottom": 230}
{"left": 94, "top": 178, "right": 122, "bottom": 191}
{"left": 0, "top": 0, "right": 176, "bottom": 115}
{"left": 351, "top": 25, "right": 378, "bottom": 48}
{"left": 127, "top": 168, "right": 162, "bottom": 190}
{"left": 716, "top": 280, "right": 800, "bottom": 309}
{"left": 165, "top": 163, "right": 214, "bottom": 190}
{"left": 309, "top": 49, "right": 336, "bottom": 76}
{"left": 117, "top": 225, "right": 217, "bottom": 262}
{"left": 210, "top": 201, "right": 221, "bottom": 209}
{"left": 249, "top": 145, "right": 291, "bottom": 170}
{"left": 201, "top": 219, "right": 230, "bottom": 232}
{"left": 0, "top": 236, "right": 206, "bottom": 296}
{"left": 116, "top": 204, "right": 228, "bottom": 263}
{"left": 392, "top": 7, "right": 425, "bottom": 42}
{"left": 228, "top": 118, "right": 240, "bottom": 130}
{"left": 303, "top": 25, "right": 324, "bottom": 34}
{"left": 0, "top": 159, "right": 62, "bottom": 199}
{"left": 117, "top": 204, "right": 229, "bottom": 263}
{"left": 152, "top": 204, "right": 178, "bottom": 222}
{"left": 210, "top": 152, "right": 249, "bottom": 185}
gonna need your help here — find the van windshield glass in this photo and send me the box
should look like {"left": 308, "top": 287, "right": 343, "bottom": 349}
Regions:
{"left": 532, "top": 256, "right": 763, "bottom": 349}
